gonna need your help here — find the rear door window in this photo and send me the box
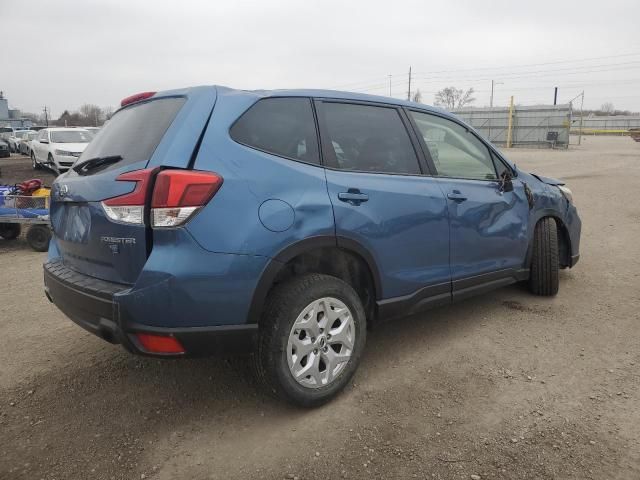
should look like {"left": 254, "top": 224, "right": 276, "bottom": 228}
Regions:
{"left": 78, "top": 97, "right": 186, "bottom": 169}
{"left": 230, "top": 97, "right": 320, "bottom": 164}
{"left": 319, "top": 102, "right": 421, "bottom": 175}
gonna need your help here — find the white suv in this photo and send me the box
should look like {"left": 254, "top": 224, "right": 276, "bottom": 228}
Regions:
{"left": 31, "top": 128, "right": 93, "bottom": 173}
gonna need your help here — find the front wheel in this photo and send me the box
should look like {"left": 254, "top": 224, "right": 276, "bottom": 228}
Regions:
{"left": 529, "top": 217, "right": 559, "bottom": 296}
{"left": 32, "top": 152, "right": 40, "bottom": 170}
{"left": 254, "top": 274, "right": 367, "bottom": 407}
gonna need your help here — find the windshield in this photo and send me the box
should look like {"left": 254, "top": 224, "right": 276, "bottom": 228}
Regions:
{"left": 50, "top": 130, "right": 93, "bottom": 143}
{"left": 27, "top": 132, "right": 38, "bottom": 140}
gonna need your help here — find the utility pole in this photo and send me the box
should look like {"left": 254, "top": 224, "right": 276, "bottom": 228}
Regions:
{"left": 490, "top": 80, "right": 495, "bottom": 108}
{"left": 578, "top": 91, "right": 585, "bottom": 146}
{"left": 490, "top": 80, "right": 503, "bottom": 108}
{"left": 43, "top": 106, "right": 49, "bottom": 126}
{"left": 553, "top": 87, "right": 558, "bottom": 106}
{"left": 389, "top": 75, "right": 392, "bottom": 97}
{"left": 407, "top": 66, "right": 412, "bottom": 101}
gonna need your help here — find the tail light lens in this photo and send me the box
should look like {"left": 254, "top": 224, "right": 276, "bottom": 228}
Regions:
{"left": 151, "top": 170, "right": 223, "bottom": 228}
{"left": 101, "top": 168, "right": 222, "bottom": 227}
{"left": 102, "top": 168, "right": 156, "bottom": 225}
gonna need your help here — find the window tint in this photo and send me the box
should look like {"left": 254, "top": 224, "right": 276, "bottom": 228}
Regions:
{"left": 321, "top": 103, "right": 420, "bottom": 175}
{"left": 78, "top": 97, "right": 185, "bottom": 168}
{"left": 410, "top": 111, "right": 497, "bottom": 180}
{"left": 230, "top": 97, "right": 319, "bottom": 164}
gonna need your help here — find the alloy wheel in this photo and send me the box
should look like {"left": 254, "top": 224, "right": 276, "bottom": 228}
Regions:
{"left": 286, "top": 297, "right": 355, "bottom": 388}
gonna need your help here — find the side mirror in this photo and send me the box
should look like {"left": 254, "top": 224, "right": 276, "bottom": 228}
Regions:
{"left": 500, "top": 171, "right": 514, "bottom": 193}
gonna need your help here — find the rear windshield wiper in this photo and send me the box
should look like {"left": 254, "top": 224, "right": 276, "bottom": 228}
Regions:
{"left": 73, "top": 155, "right": 123, "bottom": 175}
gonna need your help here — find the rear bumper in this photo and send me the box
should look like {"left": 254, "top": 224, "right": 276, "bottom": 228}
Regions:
{"left": 44, "top": 259, "right": 258, "bottom": 357}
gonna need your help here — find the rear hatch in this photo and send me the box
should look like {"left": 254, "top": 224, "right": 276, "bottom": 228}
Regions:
{"left": 50, "top": 86, "right": 216, "bottom": 284}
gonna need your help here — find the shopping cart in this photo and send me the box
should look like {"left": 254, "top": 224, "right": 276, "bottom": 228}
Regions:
{"left": 0, "top": 194, "right": 51, "bottom": 251}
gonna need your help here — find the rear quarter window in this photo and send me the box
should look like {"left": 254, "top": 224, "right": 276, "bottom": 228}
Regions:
{"left": 230, "top": 97, "right": 320, "bottom": 165}
{"left": 78, "top": 97, "right": 186, "bottom": 168}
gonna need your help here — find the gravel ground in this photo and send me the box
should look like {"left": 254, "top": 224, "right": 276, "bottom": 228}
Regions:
{"left": 0, "top": 153, "right": 58, "bottom": 186}
{"left": 0, "top": 136, "right": 639, "bottom": 479}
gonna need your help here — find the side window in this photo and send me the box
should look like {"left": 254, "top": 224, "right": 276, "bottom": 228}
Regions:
{"left": 492, "top": 151, "right": 511, "bottom": 178}
{"left": 409, "top": 111, "right": 497, "bottom": 180}
{"left": 321, "top": 102, "right": 421, "bottom": 175}
{"left": 230, "top": 97, "right": 319, "bottom": 164}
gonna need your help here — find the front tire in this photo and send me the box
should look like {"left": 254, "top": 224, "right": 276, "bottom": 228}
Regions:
{"left": 32, "top": 152, "right": 40, "bottom": 170}
{"left": 529, "top": 217, "right": 559, "bottom": 296}
{"left": 254, "top": 273, "right": 367, "bottom": 407}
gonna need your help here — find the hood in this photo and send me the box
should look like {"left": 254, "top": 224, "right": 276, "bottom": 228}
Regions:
{"left": 531, "top": 173, "right": 565, "bottom": 186}
{"left": 52, "top": 142, "right": 90, "bottom": 154}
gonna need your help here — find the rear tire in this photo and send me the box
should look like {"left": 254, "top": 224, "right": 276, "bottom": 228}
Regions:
{"left": 254, "top": 273, "right": 367, "bottom": 407}
{"left": 529, "top": 217, "right": 559, "bottom": 296}
{"left": 0, "top": 223, "right": 21, "bottom": 240}
{"left": 26, "top": 225, "right": 51, "bottom": 252}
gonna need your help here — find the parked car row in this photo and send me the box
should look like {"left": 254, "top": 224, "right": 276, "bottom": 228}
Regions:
{"left": 0, "top": 126, "right": 100, "bottom": 175}
{"left": 0, "top": 139, "right": 9, "bottom": 158}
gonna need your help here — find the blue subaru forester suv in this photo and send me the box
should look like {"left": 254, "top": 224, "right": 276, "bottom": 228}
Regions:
{"left": 44, "top": 86, "right": 581, "bottom": 406}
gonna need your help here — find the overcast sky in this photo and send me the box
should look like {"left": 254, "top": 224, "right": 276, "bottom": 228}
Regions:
{"left": 3, "top": 0, "right": 640, "bottom": 117}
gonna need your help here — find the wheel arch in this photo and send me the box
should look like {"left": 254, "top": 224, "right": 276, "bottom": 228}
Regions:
{"left": 247, "top": 236, "right": 382, "bottom": 325}
{"left": 526, "top": 211, "right": 573, "bottom": 268}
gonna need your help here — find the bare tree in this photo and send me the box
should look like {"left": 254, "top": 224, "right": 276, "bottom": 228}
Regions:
{"left": 78, "top": 104, "right": 104, "bottom": 126}
{"left": 434, "top": 87, "right": 476, "bottom": 111}
{"left": 600, "top": 102, "right": 615, "bottom": 114}
{"left": 21, "top": 111, "right": 45, "bottom": 124}
{"left": 412, "top": 89, "right": 423, "bottom": 103}
{"left": 102, "top": 106, "right": 115, "bottom": 121}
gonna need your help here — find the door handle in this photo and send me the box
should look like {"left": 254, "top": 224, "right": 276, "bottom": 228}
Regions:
{"left": 447, "top": 191, "right": 467, "bottom": 202}
{"left": 338, "top": 190, "right": 369, "bottom": 206}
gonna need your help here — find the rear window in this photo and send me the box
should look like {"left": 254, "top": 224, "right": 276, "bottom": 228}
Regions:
{"left": 230, "top": 97, "right": 319, "bottom": 164}
{"left": 78, "top": 97, "right": 186, "bottom": 168}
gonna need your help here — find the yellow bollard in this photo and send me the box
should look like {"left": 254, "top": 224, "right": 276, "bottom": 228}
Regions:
{"left": 506, "top": 96, "right": 514, "bottom": 148}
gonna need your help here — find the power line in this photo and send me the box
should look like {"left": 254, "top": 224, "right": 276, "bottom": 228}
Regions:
{"left": 326, "top": 51, "right": 640, "bottom": 93}
{"left": 410, "top": 52, "right": 640, "bottom": 76}
{"left": 416, "top": 60, "right": 640, "bottom": 78}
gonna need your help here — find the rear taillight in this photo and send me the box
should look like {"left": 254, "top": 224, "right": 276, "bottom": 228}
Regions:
{"left": 101, "top": 168, "right": 222, "bottom": 227}
{"left": 102, "top": 168, "right": 156, "bottom": 225}
{"left": 151, "top": 170, "right": 223, "bottom": 228}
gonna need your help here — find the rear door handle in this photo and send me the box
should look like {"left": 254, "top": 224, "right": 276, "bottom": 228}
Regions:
{"left": 447, "top": 191, "right": 467, "bottom": 202}
{"left": 338, "top": 190, "right": 369, "bottom": 205}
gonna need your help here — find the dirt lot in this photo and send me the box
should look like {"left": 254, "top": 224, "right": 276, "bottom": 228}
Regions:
{"left": 1, "top": 137, "right": 639, "bottom": 480}
{"left": 0, "top": 154, "right": 58, "bottom": 186}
